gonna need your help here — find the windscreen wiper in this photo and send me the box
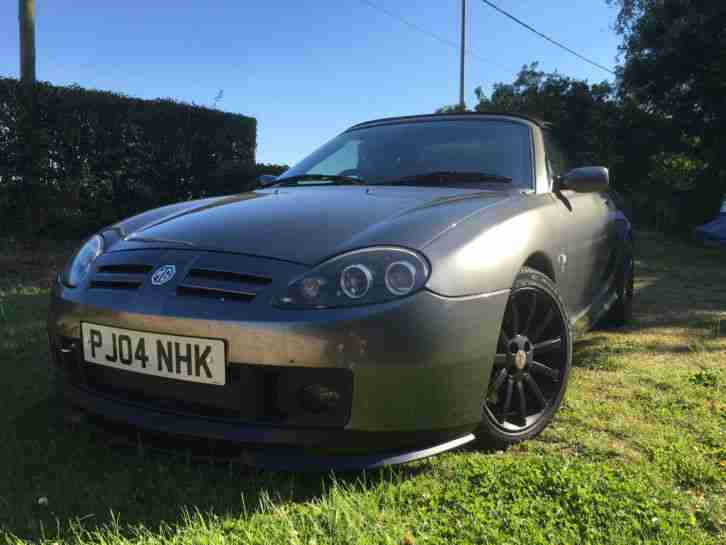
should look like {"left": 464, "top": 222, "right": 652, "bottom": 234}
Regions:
{"left": 381, "top": 171, "right": 513, "bottom": 185}
{"left": 272, "top": 174, "right": 367, "bottom": 187}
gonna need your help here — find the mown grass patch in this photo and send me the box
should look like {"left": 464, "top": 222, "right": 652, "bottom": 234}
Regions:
{"left": 0, "top": 231, "right": 723, "bottom": 544}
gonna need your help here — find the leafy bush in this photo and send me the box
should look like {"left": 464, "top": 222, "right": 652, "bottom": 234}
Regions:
{"left": 0, "top": 78, "right": 257, "bottom": 239}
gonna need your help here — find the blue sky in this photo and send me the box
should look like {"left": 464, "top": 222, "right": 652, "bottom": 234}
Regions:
{"left": 1, "top": 1, "right": 621, "bottom": 165}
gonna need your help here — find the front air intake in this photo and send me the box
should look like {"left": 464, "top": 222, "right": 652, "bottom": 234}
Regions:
{"left": 89, "top": 263, "right": 153, "bottom": 291}
{"left": 177, "top": 268, "right": 272, "bottom": 302}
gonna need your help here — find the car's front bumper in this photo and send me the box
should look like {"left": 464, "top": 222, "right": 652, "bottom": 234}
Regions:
{"left": 48, "top": 260, "right": 508, "bottom": 466}
{"left": 56, "top": 383, "right": 477, "bottom": 471}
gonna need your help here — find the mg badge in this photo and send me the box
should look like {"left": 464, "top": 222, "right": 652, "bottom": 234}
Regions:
{"left": 151, "top": 265, "right": 176, "bottom": 286}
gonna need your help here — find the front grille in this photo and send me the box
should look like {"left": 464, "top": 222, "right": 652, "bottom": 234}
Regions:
{"left": 177, "top": 268, "right": 272, "bottom": 303}
{"left": 85, "top": 364, "right": 243, "bottom": 420}
{"left": 89, "top": 262, "right": 152, "bottom": 291}
{"left": 187, "top": 268, "right": 271, "bottom": 286}
{"left": 90, "top": 280, "right": 143, "bottom": 290}
{"left": 56, "top": 336, "right": 243, "bottom": 420}
{"left": 97, "top": 264, "right": 153, "bottom": 275}
{"left": 177, "top": 285, "right": 256, "bottom": 302}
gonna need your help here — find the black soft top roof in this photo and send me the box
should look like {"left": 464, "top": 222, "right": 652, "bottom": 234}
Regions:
{"left": 346, "top": 111, "right": 550, "bottom": 132}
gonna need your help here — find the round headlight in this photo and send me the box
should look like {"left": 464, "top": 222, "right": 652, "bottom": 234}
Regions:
{"left": 340, "top": 264, "right": 372, "bottom": 299}
{"left": 385, "top": 260, "right": 417, "bottom": 295}
{"left": 66, "top": 235, "right": 103, "bottom": 287}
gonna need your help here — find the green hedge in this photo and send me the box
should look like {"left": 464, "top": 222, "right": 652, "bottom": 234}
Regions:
{"left": 0, "top": 78, "right": 256, "bottom": 239}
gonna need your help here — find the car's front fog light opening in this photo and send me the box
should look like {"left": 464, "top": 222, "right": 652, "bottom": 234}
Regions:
{"left": 299, "top": 384, "right": 341, "bottom": 414}
{"left": 340, "top": 264, "right": 372, "bottom": 299}
{"left": 385, "top": 260, "right": 417, "bottom": 295}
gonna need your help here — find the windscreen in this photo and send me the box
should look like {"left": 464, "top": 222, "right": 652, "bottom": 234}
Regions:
{"left": 279, "top": 119, "right": 534, "bottom": 188}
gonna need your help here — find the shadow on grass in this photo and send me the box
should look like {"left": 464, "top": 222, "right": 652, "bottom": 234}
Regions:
{"left": 575, "top": 232, "right": 726, "bottom": 363}
{"left": 0, "top": 292, "right": 428, "bottom": 542}
{"left": 7, "top": 405, "right": 425, "bottom": 540}
{"left": 573, "top": 330, "right": 724, "bottom": 366}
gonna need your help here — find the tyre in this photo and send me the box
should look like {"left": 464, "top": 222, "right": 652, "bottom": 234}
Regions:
{"left": 475, "top": 267, "right": 573, "bottom": 449}
{"left": 603, "top": 253, "right": 634, "bottom": 327}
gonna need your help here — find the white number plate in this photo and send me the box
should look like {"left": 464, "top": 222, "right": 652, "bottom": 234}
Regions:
{"left": 81, "top": 323, "right": 226, "bottom": 385}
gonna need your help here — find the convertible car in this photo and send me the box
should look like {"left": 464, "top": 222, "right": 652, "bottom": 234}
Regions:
{"left": 48, "top": 113, "right": 634, "bottom": 470}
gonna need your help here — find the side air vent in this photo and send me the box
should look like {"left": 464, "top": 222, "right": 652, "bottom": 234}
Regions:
{"left": 177, "top": 268, "right": 272, "bottom": 302}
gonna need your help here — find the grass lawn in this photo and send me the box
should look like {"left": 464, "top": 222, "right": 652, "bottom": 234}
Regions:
{"left": 0, "top": 232, "right": 723, "bottom": 544}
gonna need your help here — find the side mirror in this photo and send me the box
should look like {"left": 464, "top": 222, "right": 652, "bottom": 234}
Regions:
{"left": 557, "top": 167, "right": 609, "bottom": 193}
{"left": 257, "top": 174, "right": 278, "bottom": 188}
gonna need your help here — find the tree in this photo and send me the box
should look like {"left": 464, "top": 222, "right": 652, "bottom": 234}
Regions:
{"left": 610, "top": 1, "right": 726, "bottom": 132}
{"left": 472, "top": 63, "right": 627, "bottom": 174}
{"left": 435, "top": 104, "right": 467, "bottom": 114}
{"left": 608, "top": 0, "right": 726, "bottom": 219}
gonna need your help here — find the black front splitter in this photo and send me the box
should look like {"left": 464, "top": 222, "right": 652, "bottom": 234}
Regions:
{"left": 241, "top": 434, "right": 475, "bottom": 472}
{"left": 63, "top": 384, "right": 476, "bottom": 471}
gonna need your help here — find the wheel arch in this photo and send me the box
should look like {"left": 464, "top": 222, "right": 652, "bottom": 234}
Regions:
{"left": 422, "top": 199, "right": 563, "bottom": 297}
{"left": 522, "top": 251, "right": 557, "bottom": 284}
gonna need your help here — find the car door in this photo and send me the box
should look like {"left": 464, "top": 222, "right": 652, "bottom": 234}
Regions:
{"left": 596, "top": 190, "right": 620, "bottom": 295}
{"left": 565, "top": 191, "right": 613, "bottom": 308}
{"left": 543, "top": 132, "right": 612, "bottom": 316}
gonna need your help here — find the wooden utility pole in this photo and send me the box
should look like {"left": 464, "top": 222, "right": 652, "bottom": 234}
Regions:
{"left": 459, "top": 0, "right": 466, "bottom": 111}
{"left": 19, "top": 0, "right": 36, "bottom": 88}
{"left": 18, "top": 0, "right": 37, "bottom": 233}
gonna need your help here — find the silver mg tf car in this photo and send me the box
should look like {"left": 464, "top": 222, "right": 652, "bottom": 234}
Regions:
{"left": 48, "top": 113, "right": 634, "bottom": 470}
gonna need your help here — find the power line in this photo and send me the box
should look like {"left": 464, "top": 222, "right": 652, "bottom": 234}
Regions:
{"left": 356, "top": 0, "right": 507, "bottom": 71}
{"left": 479, "top": 0, "right": 616, "bottom": 75}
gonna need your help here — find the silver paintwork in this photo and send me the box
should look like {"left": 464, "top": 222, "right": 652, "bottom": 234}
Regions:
{"left": 48, "top": 113, "right": 628, "bottom": 438}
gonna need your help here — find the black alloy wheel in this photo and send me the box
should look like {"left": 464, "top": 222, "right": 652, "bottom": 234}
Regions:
{"left": 476, "top": 267, "right": 572, "bottom": 448}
